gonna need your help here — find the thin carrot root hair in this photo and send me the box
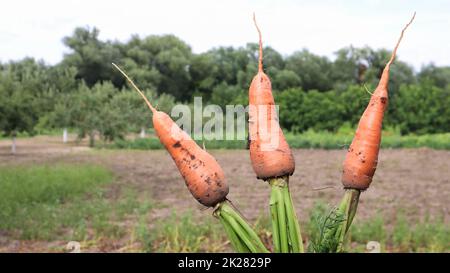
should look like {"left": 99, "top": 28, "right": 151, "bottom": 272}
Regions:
{"left": 386, "top": 12, "right": 416, "bottom": 67}
{"left": 252, "top": 13, "right": 263, "bottom": 72}
{"left": 112, "top": 63, "right": 156, "bottom": 113}
{"left": 377, "top": 12, "right": 415, "bottom": 89}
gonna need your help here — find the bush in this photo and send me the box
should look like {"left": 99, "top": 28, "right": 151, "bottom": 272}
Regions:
{"left": 390, "top": 82, "right": 450, "bottom": 134}
{"left": 276, "top": 83, "right": 450, "bottom": 135}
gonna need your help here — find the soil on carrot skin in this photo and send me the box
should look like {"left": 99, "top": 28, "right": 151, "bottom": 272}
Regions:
{"left": 0, "top": 135, "right": 448, "bottom": 252}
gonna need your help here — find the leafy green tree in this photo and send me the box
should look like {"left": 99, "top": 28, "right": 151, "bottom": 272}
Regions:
{"left": 285, "top": 49, "right": 333, "bottom": 91}
{"left": 109, "top": 88, "right": 176, "bottom": 137}
{"left": 210, "top": 82, "right": 243, "bottom": 108}
{"left": 245, "top": 43, "right": 285, "bottom": 70}
{"left": 0, "top": 78, "right": 37, "bottom": 153}
{"left": 301, "top": 90, "right": 345, "bottom": 132}
{"left": 46, "top": 93, "right": 73, "bottom": 131}
{"left": 331, "top": 46, "right": 371, "bottom": 89}
{"left": 232, "top": 44, "right": 286, "bottom": 91}
{"left": 2, "top": 27, "right": 450, "bottom": 139}
{"left": 351, "top": 49, "right": 415, "bottom": 93}
{"left": 276, "top": 88, "right": 306, "bottom": 131}
{"left": 418, "top": 64, "right": 450, "bottom": 89}
{"left": 97, "top": 102, "right": 128, "bottom": 142}
{"left": 208, "top": 46, "right": 251, "bottom": 87}
{"left": 277, "top": 88, "right": 346, "bottom": 132}
{"left": 189, "top": 52, "right": 219, "bottom": 99}
{"left": 273, "top": 70, "right": 301, "bottom": 91}
{"left": 332, "top": 47, "right": 415, "bottom": 93}
{"left": 63, "top": 27, "right": 122, "bottom": 87}
{"left": 0, "top": 58, "right": 51, "bottom": 153}
{"left": 121, "top": 35, "right": 192, "bottom": 100}
{"left": 69, "top": 82, "right": 124, "bottom": 146}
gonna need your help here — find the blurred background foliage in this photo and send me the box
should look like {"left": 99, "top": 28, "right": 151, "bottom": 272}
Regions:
{"left": 1, "top": 26, "right": 449, "bottom": 145}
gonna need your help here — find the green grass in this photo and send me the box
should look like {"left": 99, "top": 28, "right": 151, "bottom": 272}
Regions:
{"left": 108, "top": 131, "right": 450, "bottom": 150}
{"left": 135, "top": 210, "right": 274, "bottom": 253}
{"left": 346, "top": 214, "right": 449, "bottom": 252}
{"left": 0, "top": 164, "right": 151, "bottom": 241}
{"left": 389, "top": 214, "right": 449, "bottom": 252}
{"left": 1, "top": 163, "right": 447, "bottom": 252}
{"left": 137, "top": 210, "right": 230, "bottom": 253}
{"left": 133, "top": 205, "right": 449, "bottom": 253}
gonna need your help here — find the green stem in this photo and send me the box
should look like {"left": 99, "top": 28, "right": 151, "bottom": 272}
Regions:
{"left": 335, "top": 192, "right": 351, "bottom": 252}
{"left": 269, "top": 176, "right": 304, "bottom": 253}
{"left": 221, "top": 212, "right": 258, "bottom": 252}
{"left": 345, "top": 189, "right": 360, "bottom": 233}
{"left": 276, "top": 187, "right": 289, "bottom": 252}
{"left": 336, "top": 189, "right": 360, "bottom": 252}
{"left": 218, "top": 214, "right": 249, "bottom": 253}
{"left": 320, "top": 189, "right": 360, "bottom": 252}
{"left": 225, "top": 207, "right": 267, "bottom": 252}
{"left": 216, "top": 201, "right": 269, "bottom": 253}
{"left": 283, "top": 185, "right": 304, "bottom": 252}
{"left": 270, "top": 188, "right": 281, "bottom": 252}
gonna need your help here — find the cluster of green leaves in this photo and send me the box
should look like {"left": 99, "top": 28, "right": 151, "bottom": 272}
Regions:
{"left": 1, "top": 26, "right": 449, "bottom": 143}
{"left": 307, "top": 204, "right": 346, "bottom": 253}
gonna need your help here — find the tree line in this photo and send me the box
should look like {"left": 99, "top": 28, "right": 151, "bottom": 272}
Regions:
{"left": 1, "top": 26, "right": 449, "bottom": 147}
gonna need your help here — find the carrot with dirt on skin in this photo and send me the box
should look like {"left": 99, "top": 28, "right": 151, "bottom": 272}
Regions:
{"left": 248, "top": 14, "right": 302, "bottom": 253}
{"left": 341, "top": 12, "right": 416, "bottom": 191}
{"left": 249, "top": 15, "right": 295, "bottom": 180}
{"left": 316, "top": 13, "right": 416, "bottom": 253}
{"left": 112, "top": 63, "right": 268, "bottom": 253}
{"left": 113, "top": 63, "right": 228, "bottom": 207}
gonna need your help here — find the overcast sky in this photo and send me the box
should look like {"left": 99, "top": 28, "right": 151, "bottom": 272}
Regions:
{"left": 1, "top": 0, "right": 449, "bottom": 71}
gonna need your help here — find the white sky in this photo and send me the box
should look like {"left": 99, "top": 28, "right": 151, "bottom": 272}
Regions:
{"left": 1, "top": 0, "right": 449, "bottom": 71}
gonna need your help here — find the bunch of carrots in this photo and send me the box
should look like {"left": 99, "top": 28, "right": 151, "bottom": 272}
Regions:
{"left": 113, "top": 12, "right": 415, "bottom": 253}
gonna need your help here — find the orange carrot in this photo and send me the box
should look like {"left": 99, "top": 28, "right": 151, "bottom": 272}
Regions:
{"left": 248, "top": 14, "right": 295, "bottom": 180}
{"left": 113, "top": 64, "right": 229, "bottom": 206}
{"left": 341, "top": 13, "right": 415, "bottom": 190}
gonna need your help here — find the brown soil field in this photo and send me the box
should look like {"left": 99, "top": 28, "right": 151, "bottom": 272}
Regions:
{"left": 0, "top": 135, "right": 449, "bottom": 252}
